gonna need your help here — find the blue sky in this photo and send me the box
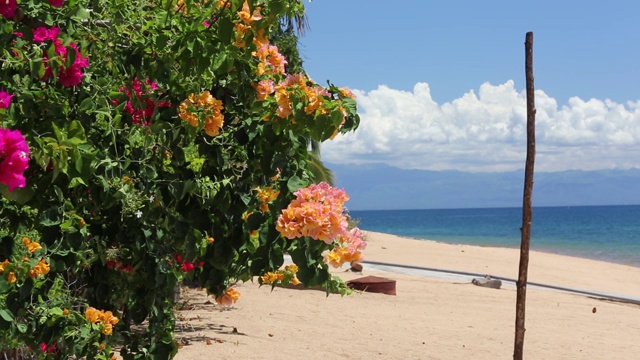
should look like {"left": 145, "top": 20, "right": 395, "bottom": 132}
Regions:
{"left": 298, "top": 1, "right": 640, "bottom": 172}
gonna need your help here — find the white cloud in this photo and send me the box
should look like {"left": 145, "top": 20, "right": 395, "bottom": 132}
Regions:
{"left": 322, "top": 81, "right": 640, "bottom": 172}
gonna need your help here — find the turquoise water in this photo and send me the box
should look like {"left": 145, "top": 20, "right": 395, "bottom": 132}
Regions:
{"left": 349, "top": 205, "right": 640, "bottom": 267}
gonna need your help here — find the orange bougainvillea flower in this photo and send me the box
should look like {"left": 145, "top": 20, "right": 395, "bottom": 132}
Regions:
{"left": 0, "top": 259, "right": 9, "bottom": 274}
{"left": 260, "top": 271, "right": 282, "bottom": 284}
{"left": 6, "top": 271, "right": 17, "bottom": 284}
{"left": 215, "top": 287, "right": 240, "bottom": 307}
{"left": 101, "top": 310, "right": 119, "bottom": 326}
{"left": 22, "top": 237, "right": 42, "bottom": 253}
{"left": 238, "top": 0, "right": 262, "bottom": 24}
{"left": 85, "top": 307, "right": 101, "bottom": 323}
{"left": 256, "top": 186, "right": 279, "bottom": 212}
{"left": 85, "top": 306, "right": 119, "bottom": 336}
{"left": 101, "top": 323, "right": 113, "bottom": 336}
{"left": 29, "top": 259, "right": 50, "bottom": 278}
{"left": 179, "top": 91, "right": 224, "bottom": 137}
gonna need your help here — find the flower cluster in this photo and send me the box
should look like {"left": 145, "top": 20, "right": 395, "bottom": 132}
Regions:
{"left": 31, "top": 26, "right": 89, "bottom": 87}
{"left": 0, "top": 127, "right": 30, "bottom": 192}
{"left": 178, "top": 91, "right": 225, "bottom": 137}
{"left": 214, "top": 287, "right": 240, "bottom": 307}
{"left": 276, "top": 182, "right": 367, "bottom": 266}
{"left": 0, "top": 259, "right": 16, "bottom": 284}
{"left": 232, "top": 0, "right": 263, "bottom": 47}
{"left": 172, "top": 253, "right": 204, "bottom": 272}
{"left": 276, "top": 74, "right": 331, "bottom": 118}
{"left": 260, "top": 264, "right": 300, "bottom": 285}
{"left": 39, "top": 342, "right": 57, "bottom": 354}
{"left": 114, "top": 78, "right": 170, "bottom": 126}
{"left": 256, "top": 186, "right": 279, "bottom": 212}
{"left": 0, "top": 0, "right": 62, "bottom": 19}
{"left": 253, "top": 79, "right": 275, "bottom": 101}
{"left": 325, "top": 227, "right": 367, "bottom": 268}
{"left": 28, "top": 259, "right": 50, "bottom": 278}
{"left": 254, "top": 44, "right": 287, "bottom": 76}
{"left": 22, "top": 237, "right": 42, "bottom": 253}
{"left": 85, "top": 307, "right": 119, "bottom": 336}
{"left": 105, "top": 259, "right": 133, "bottom": 273}
{"left": 276, "top": 182, "right": 349, "bottom": 244}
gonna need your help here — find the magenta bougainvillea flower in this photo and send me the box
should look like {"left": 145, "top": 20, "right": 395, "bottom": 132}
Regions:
{"left": 115, "top": 78, "right": 170, "bottom": 126}
{"left": 58, "top": 44, "right": 89, "bottom": 87}
{"left": 0, "top": 128, "right": 30, "bottom": 192}
{"left": 48, "top": 0, "right": 64, "bottom": 8}
{"left": 0, "top": 0, "right": 18, "bottom": 19}
{"left": 0, "top": 90, "right": 15, "bottom": 109}
{"left": 180, "top": 262, "right": 195, "bottom": 272}
{"left": 32, "top": 27, "right": 89, "bottom": 87}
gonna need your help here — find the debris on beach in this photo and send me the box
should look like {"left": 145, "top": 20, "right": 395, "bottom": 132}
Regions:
{"left": 347, "top": 275, "right": 396, "bottom": 295}
{"left": 471, "top": 276, "right": 502, "bottom": 289}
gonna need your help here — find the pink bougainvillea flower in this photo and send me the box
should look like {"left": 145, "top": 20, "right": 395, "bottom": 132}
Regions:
{"left": 0, "top": 128, "right": 30, "bottom": 192}
{"left": 0, "top": 0, "right": 18, "bottom": 19}
{"left": 253, "top": 79, "right": 274, "bottom": 101}
{"left": 48, "top": 0, "right": 64, "bottom": 7}
{"left": 0, "top": 90, "right": 15, "bottom": 109}
{"left": 276, "top": 182, "right": 350, "bottom": 244}
{"left": 202, "top": 20, "right": 210, "bottom": 28}
{"left": 172, "top": 253, "right": 183, "bottom": 263}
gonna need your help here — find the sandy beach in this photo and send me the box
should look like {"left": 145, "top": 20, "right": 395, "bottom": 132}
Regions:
{"left": 172, "top": 231, "right": 640, "bottom": 359}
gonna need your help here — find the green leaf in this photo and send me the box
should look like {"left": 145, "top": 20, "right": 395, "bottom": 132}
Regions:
{"left": 217, "top": 16, "right": 233, "bottom": 44}
{"left": 16, "top": 323, "right": 27, "bottom": 333}
{"left": 69, "top": 177, "right": 87, "bottom": 188}
{"left": 49, "top": 307, "right": 64, "bottom": 316}
{"left": 0, "top": 309, "right": 13, "bottom": 322}
{"left": 66, "top": 45, "right": 77, "bottom": 68}
{"left": 0, "top": 184, "right": 36, "bottom": 204}
{"left": 74, "top": 7, "right": 91, "bottom": 19}
{"left": 287, "top": 175, "right": 308, "bottom": 193}
{"left": 79, "top": 98, "right": 94, "bottom": 113}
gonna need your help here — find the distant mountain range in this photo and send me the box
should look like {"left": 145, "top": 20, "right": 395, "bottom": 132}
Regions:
{"left": 326, "top": 163, "right": 640, "bottom": 210}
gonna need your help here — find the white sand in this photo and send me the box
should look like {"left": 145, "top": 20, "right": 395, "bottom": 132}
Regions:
{"left": 172, "top": 231, "right": 640, "bottom": 359}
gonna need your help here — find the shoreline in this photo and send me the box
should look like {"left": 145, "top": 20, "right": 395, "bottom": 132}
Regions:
{"left": 359, "top": 231, "right": 640, "bottom": 298}
{"left": 376, "top": 231, "right": 640, "bottom": 270}
{"left": 173, "top": 231, "right": 640, "bottom": 359}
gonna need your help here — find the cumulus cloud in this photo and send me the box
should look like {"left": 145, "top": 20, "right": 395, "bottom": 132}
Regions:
{"left": 322, "top": 81, "right": 640, "bottom": 172}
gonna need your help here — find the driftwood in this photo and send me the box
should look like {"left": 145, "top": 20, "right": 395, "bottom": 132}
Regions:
{"left": 472, "top": 276, "right": 502, "bottom": 289}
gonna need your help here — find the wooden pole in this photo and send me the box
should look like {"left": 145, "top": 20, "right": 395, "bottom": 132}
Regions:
{"left": 514, "top": 31, "right": 536, "bottom": 360}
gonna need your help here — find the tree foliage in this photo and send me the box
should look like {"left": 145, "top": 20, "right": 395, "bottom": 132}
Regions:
{"left": 0, "top": 0, "right": 361, "bottom": 358}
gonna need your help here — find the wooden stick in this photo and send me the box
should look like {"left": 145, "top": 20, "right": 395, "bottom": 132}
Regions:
{"left": 514, "top": 31, "right": 536, "bottom": 360}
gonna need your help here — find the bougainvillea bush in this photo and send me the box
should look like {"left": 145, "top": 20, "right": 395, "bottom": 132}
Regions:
{"left": 0, "top": 0, "right": 362, "bottom": 358}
